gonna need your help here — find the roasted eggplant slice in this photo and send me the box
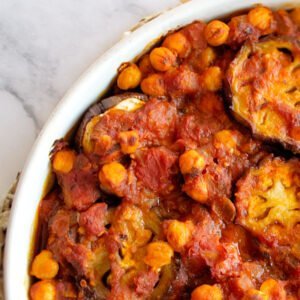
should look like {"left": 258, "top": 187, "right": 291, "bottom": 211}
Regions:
{"left": 227, "top": 38, "right": 300, "bottom": 153}
{"left": 106, "top": 203, "right": 175, "bottom": 299}
{"left": 76, "top": 93, "right": 148, "bottom": 153}
{"left": 235, "top": 156, "right": 300, "bottom": 261}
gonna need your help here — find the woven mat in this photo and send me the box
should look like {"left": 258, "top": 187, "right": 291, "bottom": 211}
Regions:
{"left": 0, "top": 174, "right": 20, "bottom": 300}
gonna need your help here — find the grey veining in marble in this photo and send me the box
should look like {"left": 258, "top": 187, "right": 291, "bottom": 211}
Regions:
{"left": 0, "top": 0, "right": 180, "bottom": 200}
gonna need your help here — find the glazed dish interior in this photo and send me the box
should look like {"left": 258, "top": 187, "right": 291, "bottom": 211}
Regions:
{"left": 29, "top": 5, "right": 300, "bottom": 300}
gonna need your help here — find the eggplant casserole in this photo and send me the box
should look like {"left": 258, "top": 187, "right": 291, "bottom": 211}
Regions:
{"left": 29, "top": 5, "right": 300, "bottom": 300}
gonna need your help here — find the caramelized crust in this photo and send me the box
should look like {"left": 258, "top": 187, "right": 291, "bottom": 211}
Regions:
{"left": 227, "top": 38, "right": 300, "bottom": 153}
{"left": 235, "top": 157, "right": 300, "bottom": 262}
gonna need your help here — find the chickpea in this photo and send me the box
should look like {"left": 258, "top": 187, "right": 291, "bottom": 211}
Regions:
{"left": 202, "top": 66, "right": 223, "bottom": 92}
{"left": 248, "top": 6, "right": 273, "bottom": 31}
{"left": 191, "top": 284, "right": 223, "bottom": 300}
{"left": 99, "top": 161, "right": 127, "bottom": 196}
{"left": 118, "top": 130, "right": 139, "bottom": 154}
{"left": 204, "top": 20, "right": 229, "bottom": 46}
{"left": 291, "top": 8, "right": 300, "bottom": 26}
{"left": 183, "top": 175, "right": 208, "bottom": 203}
{"left": 149, "top": 47, "right": 177, "bottom": 72}
{"left": 30, "top": 280, "right": 56, "bottom": 300}
{"left": 162, "top": 32, "right": 191, "bottom": 58}
{"left": 165, "top": 220, "right": 193, "bottom": 252}
{"left": 138, "top": 54, "right": 154, "bottom": 76}
{"left": 117, "top": 63, "right": 142, "bottom": 90}
{"left": 179, "top": 150, "right": 206, "bottom": 174}
{"left": 30, "top": 250, "right": 59, "bottom": 280}
{"left": 141, "top": 73, "right": 166, "bottom": 96}
{"left": 52, "top": 150, "right": 76, "bottom": 174}
{"left": 242, "top": 289, "right": 268, "bottom": 300}
{"left": 260, "top": 279, "right": 286, "bottom": 299}
{"left": 144, "top": 241, "right": 174, "bottom": 269}
{"left": 214, "top": 130, "right": 237, "bottom": 151}
{"left": 199, "top": 47, "right": 216, "bottom": 69}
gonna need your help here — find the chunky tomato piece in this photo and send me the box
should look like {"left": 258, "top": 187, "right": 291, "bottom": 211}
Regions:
{"left": 134, "top": 147, "right": 178, "bottom": 193}
{"left": 79, "top": 203, "right": 107, "bottom": 236}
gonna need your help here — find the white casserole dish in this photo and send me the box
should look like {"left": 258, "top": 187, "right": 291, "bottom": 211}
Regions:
{"left": 4, "top": 0, "right": 299, "bottom": 298}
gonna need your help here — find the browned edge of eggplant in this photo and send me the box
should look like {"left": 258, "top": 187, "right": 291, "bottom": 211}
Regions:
{"left": 225, "top": 37, "right": 300, "bottom": 155}
{"left": 75, "top": 92, "right": 148, "bottom": 149}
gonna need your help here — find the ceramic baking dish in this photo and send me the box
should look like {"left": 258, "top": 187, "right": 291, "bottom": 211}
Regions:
{"left": 4, "top": 0, "right": 299, "bottom": 298}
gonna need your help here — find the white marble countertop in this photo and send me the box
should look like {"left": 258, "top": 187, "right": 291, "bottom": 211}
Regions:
{"left": 0, "top": 0, "right": 181, "bottom": 200}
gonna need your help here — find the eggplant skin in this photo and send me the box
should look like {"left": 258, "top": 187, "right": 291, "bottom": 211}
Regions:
{"left": 75, "top": 93, "right": 148, "bottom": 150}
{"left": 235, "top": 156, "right": 300, "bottom": 262}
{"left": 227, "top": 37, "right": 300, "bottom": 153}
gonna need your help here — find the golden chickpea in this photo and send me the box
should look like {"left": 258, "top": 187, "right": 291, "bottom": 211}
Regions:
{"left": 199, "top": 47, "right": 217, "bottom": 69}
{"left": 118, "top": 130, "right": 139, "bottom": 154}
{"left": 179, "top": 150, "right": 206, "bottom": 174}
{"left": 248, "top": 6, "right": 273, "bottom": 31}
{"left": 52, "top": 150, "right": 76, "bottom": 174}
{"left": 138, "top": 54, "right": 154, "bottom": 76}
{"left": 214, "top": 130, "right": 237, "bottom": 151}
{"left": 99, "top": 161, "right": 127, "bottom": 196}
{"left": 149, "top": 47, "right": 177, "bottom": 72}
{"left": 183, "top": 175, "right": 208, "bottom": 203}
{"left": 260, "top": 278, "right": 286, "bottom": 299}
{"left": 117, "top": 64, "right": 142, "bottom": 90}
{"left": 144, "top": 241, "right": 174, "bottom": 269}
{"left": 162, "top": 32, "right": 191, "bottom": 58}
{"left": 30, "top": 280, "right": 56, "bottom": 300}
{"left": 165, "top": 220, "right": 193, "bottom": 252}
{"left": 242, "top": 289, "right": 268, "bottom": 300}
{"left": 191, "top": 284, "right": 223, "bottom": 300}
{"left": 141, "top": 73, "right": 166, "bottom": 96}
{"left": 30, "top": 250, "right": 59, "bottom": 280}
{"left": 204, "top": 20, "right": 229, "bottom": 46}
{"left": 202, "top": 66, "right": 223, "bottom": 92}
